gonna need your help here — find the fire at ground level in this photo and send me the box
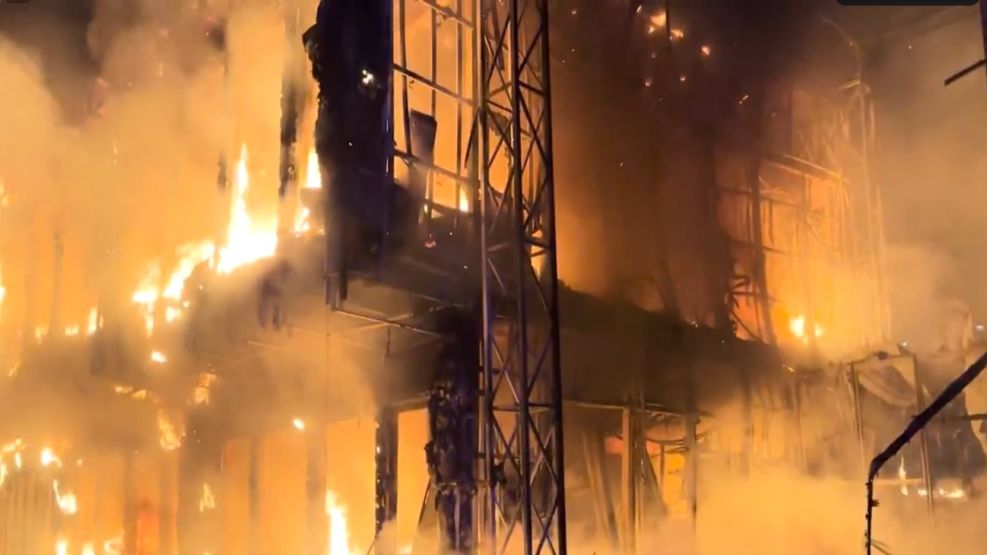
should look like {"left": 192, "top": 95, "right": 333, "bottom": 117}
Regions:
{"left": 3, "top": 237, "right": 987, "bottom": 555}
{"left": 1, "top": 0, "right": 987, "bottom": 553}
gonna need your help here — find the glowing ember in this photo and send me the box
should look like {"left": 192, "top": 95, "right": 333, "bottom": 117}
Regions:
{"left": 898, "top": 458, "right": 908, "bottom": 495}
{"left": 192, "top": 373, "right": 217, "bottom": 406}
{"left": 670, "top": 28, "right": 684, "bottom": 40}
{"left": 103, "top": 536, "right": 123, "bottom": 555}
{"left": 649, "top": 12, "right": 667, "bottom": 28}
{"left": 53, "top": 480, "right": 78, "bottom": 515}
{"left": 789, "top": 315, "right": 823, "bottom": 343}
{"left": 40, "top": 447, "right": 61, "bottom": 467}
{"left": 86, "top": 308, "right": 99, "bottom": 335}
{"left": 700, "top": 44, "right": 711, "bottom": 56}
{"left": 305, "top": 148, "right": 322, "bottom": 189}
{"left": 199, "top": 482, "right": 216, "bottom": 512}
{"left": 2, "top": 438, "right": 25, "bottom": 454}
{"left": 326, "top": 490, "right": 351, "bottom": 555}
{"left": 157, "top": 408, "right": 184, "bottom": 451}
{"left": 216, "top": 145, "right": 278, "bottom": 274}
{"left": 292, "top": 418, "right": 305, "bottom": 431}
{"left": 164, "top": 306, "right": 182, "bottom": 323}
{"left": 150, "top": 351, "right": 167, "bottom": 364}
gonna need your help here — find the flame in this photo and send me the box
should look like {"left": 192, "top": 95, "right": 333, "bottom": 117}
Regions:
{"left": 164, "top": 306, "right": 182, "bottom": 323}
{"left": 87, "top": 308, "right": 98, "bottom": 335}
{"left": 150, "top": 351, "right": 167, "bottom": 364}
{"left": 53, "top": 480, "right": 78, "bottom": 515}
{"left": 649, "top": 12, "right": 666, "bottom": 28}
{"left": 55, "top": 539, "right": 68, "bottom": 555}
{"left": 40, "top": 447, "right": 61, "bottom": 468}
{"left": 898, "top": 458, "right": 908, "bottom": 495}
{"left": 670, "top": 28, "right": 684, "bottom": 40}
{"left": 294, "top": 207, "right": 312, "bottom": 235}
{"left": 64, "top": 325, "right": 80, "bottom": 337}
{"left": 217, "top": 145, "right": 278, "bottom": 274}
{"left": 305, "top": 148, "right": 322, "bottom": 189}
{"left": 14, "top": 452, "right": 21, "bottom": 469}
{"left": 192, "top": 373, "right": 217, "bottom": 406}
{"left": 326, "top": 490, "right": 351, "bottom": 555}
{"left": 292, "top": 418, "right": 305, "bottom": 431}
{"left": 81, "top": 543, "right": 95, "bottom": 555}
{"left": 2, "top": 438, "right": 25, "bottom": 454}
{"left": 199, "top": 482, "right": 216, "bottom": 512}
{"left": 458, "top": 189, "right": 470, "bottom": 213}
{"left": 157, "top": 408, "right": 184, "bottom": 451}
{"left": 34, "top": 326, "right": 47, "bottom": 341}
{"left": 163, "top": 241, "right": 215, "bottom": 301}
{"left": 789, "top": 315, "right": 823, "bottom": 343}
{"left": 0, "top": 462, "right": 7, "bottom": 487}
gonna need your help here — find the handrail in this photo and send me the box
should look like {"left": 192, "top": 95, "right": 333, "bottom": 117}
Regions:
{"left": 864, "top": 350, "right": 987, "bottom": 554}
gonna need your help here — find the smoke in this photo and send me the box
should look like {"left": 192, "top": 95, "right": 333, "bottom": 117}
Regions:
{"left": 871, "top": 6, "right": 987, "bottom": 343}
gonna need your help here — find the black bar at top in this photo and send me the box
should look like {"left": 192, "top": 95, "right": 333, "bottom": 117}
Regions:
{"left": 838, "top": 0, "right": 977, "bottom": 5}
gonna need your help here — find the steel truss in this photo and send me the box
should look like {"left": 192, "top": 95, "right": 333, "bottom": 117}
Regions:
{"left": 387, "top": 0, "right": 566, "bottom": 551}
{"left": 476, "top": 0, "right": 567, "bottom": 554}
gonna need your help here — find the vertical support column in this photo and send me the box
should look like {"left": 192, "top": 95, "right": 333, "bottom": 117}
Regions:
{"left": 912, "top": 356, "right": 935, "bottom": 521}
{"left": 159, "top": 451, "right": 178, "bottom": 555}
{"left": 477, "top": 0, "right": 567, "bottom": 553}
{"left": 619, "top": 408, "right": 637, "bottom": 554}
{"left": 49, "top": 233, "right": 64, "bottom": 335}
{"left": 684, "top": 377, "right": 699, "bottom": 532}
{"left": 248, "top": 434, "right": 262, "bottom": 555}
{"left": 375, "top": 406, "right": 398, "bottom": 553}
{"left": 793, "top": 376, "right": 806, "bottom": 471}
{"left": 307, "top": 423, "right": 327, "bottom": 555}
{"left": 177, "top": 415, "right": 222, "bottom": 555}
{"left": 849, "top": 364, "right": 867, "bottom": 475}
{"left": 740, "top": 368, "right": 754, "bottom": 476}
{"left": 428, "top": 311, "right": 478, "bottom": 553}
{"left": 123, "top": 451, "right": 137, "bottom": 555}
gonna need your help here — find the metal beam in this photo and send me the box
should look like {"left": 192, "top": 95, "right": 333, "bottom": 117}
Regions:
{"left": 478, "top": 0, "right": 567, "bottom": 553}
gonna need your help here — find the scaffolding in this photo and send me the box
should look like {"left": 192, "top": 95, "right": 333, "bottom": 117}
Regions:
{"left": 715, "top": 50, "right": 890, "bottom": 353}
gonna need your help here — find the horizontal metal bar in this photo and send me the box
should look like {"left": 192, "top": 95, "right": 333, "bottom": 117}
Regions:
{"left": 394, "top": 149, "right": 475, "bottom": 187}
{"left": 393, "top": 64, "right": 476, "bottom": 106}
{"left": 334, "top": 308, "right": 444, "bottom": 337}
{"left": 409, "top": 0, "right": 474, "bottom": 27}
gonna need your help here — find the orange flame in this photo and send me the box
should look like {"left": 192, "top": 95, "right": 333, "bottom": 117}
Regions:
{"left": 217, "top": 145, "right": 278, "bottom": 274}
{"left": 326, "top": 490, "right": 352, "bottom": 555}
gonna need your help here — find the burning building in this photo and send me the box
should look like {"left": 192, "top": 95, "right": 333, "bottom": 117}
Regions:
{"left": 0, "top": 0, "right": 985, "bottom": 554}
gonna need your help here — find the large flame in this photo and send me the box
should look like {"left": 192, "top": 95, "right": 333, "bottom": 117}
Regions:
{"left": 789, "top": 314, "right": 824, "bottom": 343}
{"left": 217, "top": 145, "right": 278, "bottom": 274}
{"left": 326, "top": 490, "right": 351, "bottom": 555}
{"left": 305, "top": 148, "right": 322, "bottom": 190}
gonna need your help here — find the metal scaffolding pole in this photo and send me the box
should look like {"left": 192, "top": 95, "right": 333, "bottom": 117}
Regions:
{"left": 477, "top": 0, "right": 567, "bottom": 552}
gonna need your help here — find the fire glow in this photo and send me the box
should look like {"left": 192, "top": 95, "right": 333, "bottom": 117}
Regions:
{"left": 216, "top": 145, "right": 278, "bottom": 274}
{"left": 326, "top": 490, "right": 351, "bottom": 555}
